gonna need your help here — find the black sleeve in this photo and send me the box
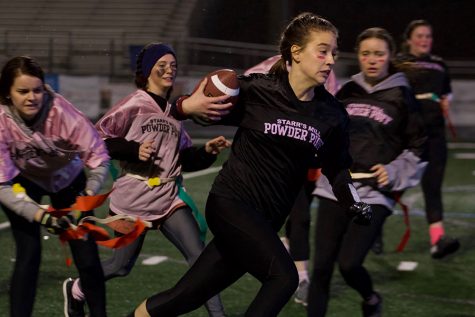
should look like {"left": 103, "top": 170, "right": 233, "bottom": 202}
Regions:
{"left": 170, "top": 95, "right": 190, "bottom": 121}
{"left": 179, "top": 146, "right": 217, "bottom": 172}
{"left": 169, "top": 76, "right": 249, "bottom": 126}
{"left": 335, "top": 81, "right": 352, "bottom": 100}
{"left": 442, "top": 62, "right": 452, "bottom": 96}
{"left": 320, "top": 111, "right": 358, "bottom": 209}
{"left": 402, "top": 87, "right": 428, "bottom": 159}
{"left": 104, "top": 137, "right": 141, "bottom": 162}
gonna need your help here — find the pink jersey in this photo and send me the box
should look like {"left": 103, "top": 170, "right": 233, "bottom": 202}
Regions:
{"left": 95, "top": 90, "right": 192, "bottom": 221}
{"left": 0, "top": 93, "right": 109, "bottom": 192}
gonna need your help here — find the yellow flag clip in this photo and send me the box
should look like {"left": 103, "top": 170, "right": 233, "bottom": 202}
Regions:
{"left": 147, "top": 177, "right": 161, "bottom": 188}
{"left": 12, "top": 183, "right": 26, "bottom": 198}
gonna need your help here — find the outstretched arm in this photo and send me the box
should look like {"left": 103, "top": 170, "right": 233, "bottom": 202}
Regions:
{"left": 174, "top": 78, "right": 234, "bottom": 122}
{"left": 180, "top": 136, "right": 231, "bottom": 172}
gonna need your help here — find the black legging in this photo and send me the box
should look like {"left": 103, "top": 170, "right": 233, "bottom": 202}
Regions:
{"left": 421, "top": 129, "right": 447, "bottom": 224}
{"left": 2, "top": 173, "right": 106, "bottom": 317}
{"left": 285, "top": 181, "right": 315, "bottom": 261}
{"left": 99, "top": 206, "right": 225, "bottom": 316}
{"left": 307, "top": 198, "right": 391, "bottom": 317}
{"left": 143, "top": 193, "right": 298, "bottom": 317}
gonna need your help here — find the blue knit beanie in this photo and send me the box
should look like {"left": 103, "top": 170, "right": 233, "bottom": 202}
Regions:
{"left": 141, "top": 43, "right": 176, "bottom": 78}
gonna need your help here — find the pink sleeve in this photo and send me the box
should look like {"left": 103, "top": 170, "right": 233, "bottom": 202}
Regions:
{"left": 324, "top": 71, "right": 340, "bottom": 96}
{"left": 0, "top": 129, "right": 20, "bottom": 182}
{"left": 52, "top": 95, "right": 110, "bottom": 169}
{"left": 95, "top": 93, "right": 141, "bottom": 139}
{"left": 76, "top": 120, "right": 110, "bottom": 169}
{"left": 244, "top": 55, "right": 282, "bottom": 75}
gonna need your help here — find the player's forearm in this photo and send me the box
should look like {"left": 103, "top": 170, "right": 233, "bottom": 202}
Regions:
{"left": 0, "top": 182, "right": 41, "bottom": 222}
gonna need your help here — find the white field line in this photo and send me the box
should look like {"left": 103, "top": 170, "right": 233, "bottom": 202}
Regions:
{"left": 182, "top": 166, "right": 221, "bottom": 179}
{"left": 448, "top": 142, "right": 475, "bottom": 149}
{"left": 0, "top": 166, "right": 222, "bottom": 232}
{"left": 399, "top": 292, "right": 475, "bottom": 306}
{"left": 454, "top": 152, "right": 475, "bottom": 159}
{"left": 308, "top": 184, "right": 475, "bottom": 218}
{"left": 385, "top": 184, "right": 475, "bottom": 218}
{"left": 182, "top": 141, "right": 475, "bottom": 149}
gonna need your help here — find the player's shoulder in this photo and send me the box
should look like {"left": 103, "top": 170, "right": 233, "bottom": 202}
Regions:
{"left": 0, "top": 104, "right": 7, "bottom": 116}
{"left": 316, "top": 85, "right": 348, "bottom": 120}
{"left": 429, "top": 54, "right": 449, "bottom": 70}
{"left": 394, "top": 52, "right": 411, "bottom": 61}
{"left": 337, "top": 80, "right": 359, "bottom": 95}
{"left": 237, "top": 73, "right": 280, "bottom": 94}
{"left": 111, "top": 90, "right": 152, "bottom": 111}
{"left": 316, "top": 84, "right": 341, "bottom": 105}
{"left": 429, "top": 54, "right": 445, "bottom": 63}
{"left": 238, "top": 72, "right": 276, "bottom": 84}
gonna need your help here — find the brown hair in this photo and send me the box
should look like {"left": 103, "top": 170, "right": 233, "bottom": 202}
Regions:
{"left": 0, "top": 56, "right": 45, "bottom": 105}
{"left": 400, "top": 19, "right": 432, "bottom": 53}
{"left": 269, "top": 12, "right": 338, "bottom": 77}
{"left": 355, "top": 27, "right": 396, "bottom": 56}
{"left": 355, "top": 27, "right": 397, "bottom": 74}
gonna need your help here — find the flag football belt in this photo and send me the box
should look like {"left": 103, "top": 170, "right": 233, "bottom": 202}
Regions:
{"left": 125, "top": 173, "right": 177, "bottom": 188}
{"left": 415, "top": 92, "right": 440, "bottom": 102}
{"left": 350, "top": 171, "right": 375, "bottom": 179}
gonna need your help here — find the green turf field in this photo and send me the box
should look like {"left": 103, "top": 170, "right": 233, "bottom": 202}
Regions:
{"left": 1, "top": 144, "right": 475, "bottom": 316}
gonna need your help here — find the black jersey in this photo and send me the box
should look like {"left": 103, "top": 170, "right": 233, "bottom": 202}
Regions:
{"left": 314, "top": 72, "right": 427, "bottom": 209}
{"left": 210, "top": 73, "right": 354, "bottom": 229}
{"left": 336, "top": 72, "right": 427, "bottom": 173}
{"left": 395, "top": 53, "right": 452, "bottom": 129}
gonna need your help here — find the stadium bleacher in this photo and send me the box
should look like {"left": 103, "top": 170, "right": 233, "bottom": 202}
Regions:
{"left": 0, "top": 0, "right": 199, "bottom": 76}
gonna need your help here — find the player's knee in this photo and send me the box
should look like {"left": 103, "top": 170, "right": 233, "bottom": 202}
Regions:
{"left": 16, "top": 247, "right": 41, "bottom": 268}
{"left": 338, "top": 261, "right": 359, "bottom": 277}
{"left": 312, "top": 267, "right": 333, "bottom": 286}
{"left": 269, "top": 257, "right": 299, "bottom": 293}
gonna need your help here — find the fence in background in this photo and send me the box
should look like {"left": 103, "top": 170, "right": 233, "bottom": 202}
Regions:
{"left": 1, "top": 29, "right": 474, "bottom": 79}
{"left": 0, "top": 29, "right": 474, "bottom": 140}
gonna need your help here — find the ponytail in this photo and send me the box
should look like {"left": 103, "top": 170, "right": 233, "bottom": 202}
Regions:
{"left": 269, "top": 57, "right": 288, "bottom": 77}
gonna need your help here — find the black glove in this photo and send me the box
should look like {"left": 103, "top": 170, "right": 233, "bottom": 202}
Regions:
{"left": 39, "top": 212, "right": 73, "bottom": 234}
{"left": 347, "top": 202, "right": 372, "bottom": 226}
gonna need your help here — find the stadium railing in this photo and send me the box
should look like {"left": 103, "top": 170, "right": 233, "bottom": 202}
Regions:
{"left": 0, "top": 29, "right": 474, "bottom": 80}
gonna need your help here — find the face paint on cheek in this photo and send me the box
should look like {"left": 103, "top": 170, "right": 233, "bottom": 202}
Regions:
{"left": 414, "top": 39, "right": 425, "bottom": 47}
{"left": 377, "top": 58, "right": 385, "bottom": 64}
{"left": 361, "top": 57, "right": 368, "bottom": 62}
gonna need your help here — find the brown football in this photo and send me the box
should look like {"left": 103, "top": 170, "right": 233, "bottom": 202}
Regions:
{"left": 203, "top": 68, "right": 240, "bottom": 105}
